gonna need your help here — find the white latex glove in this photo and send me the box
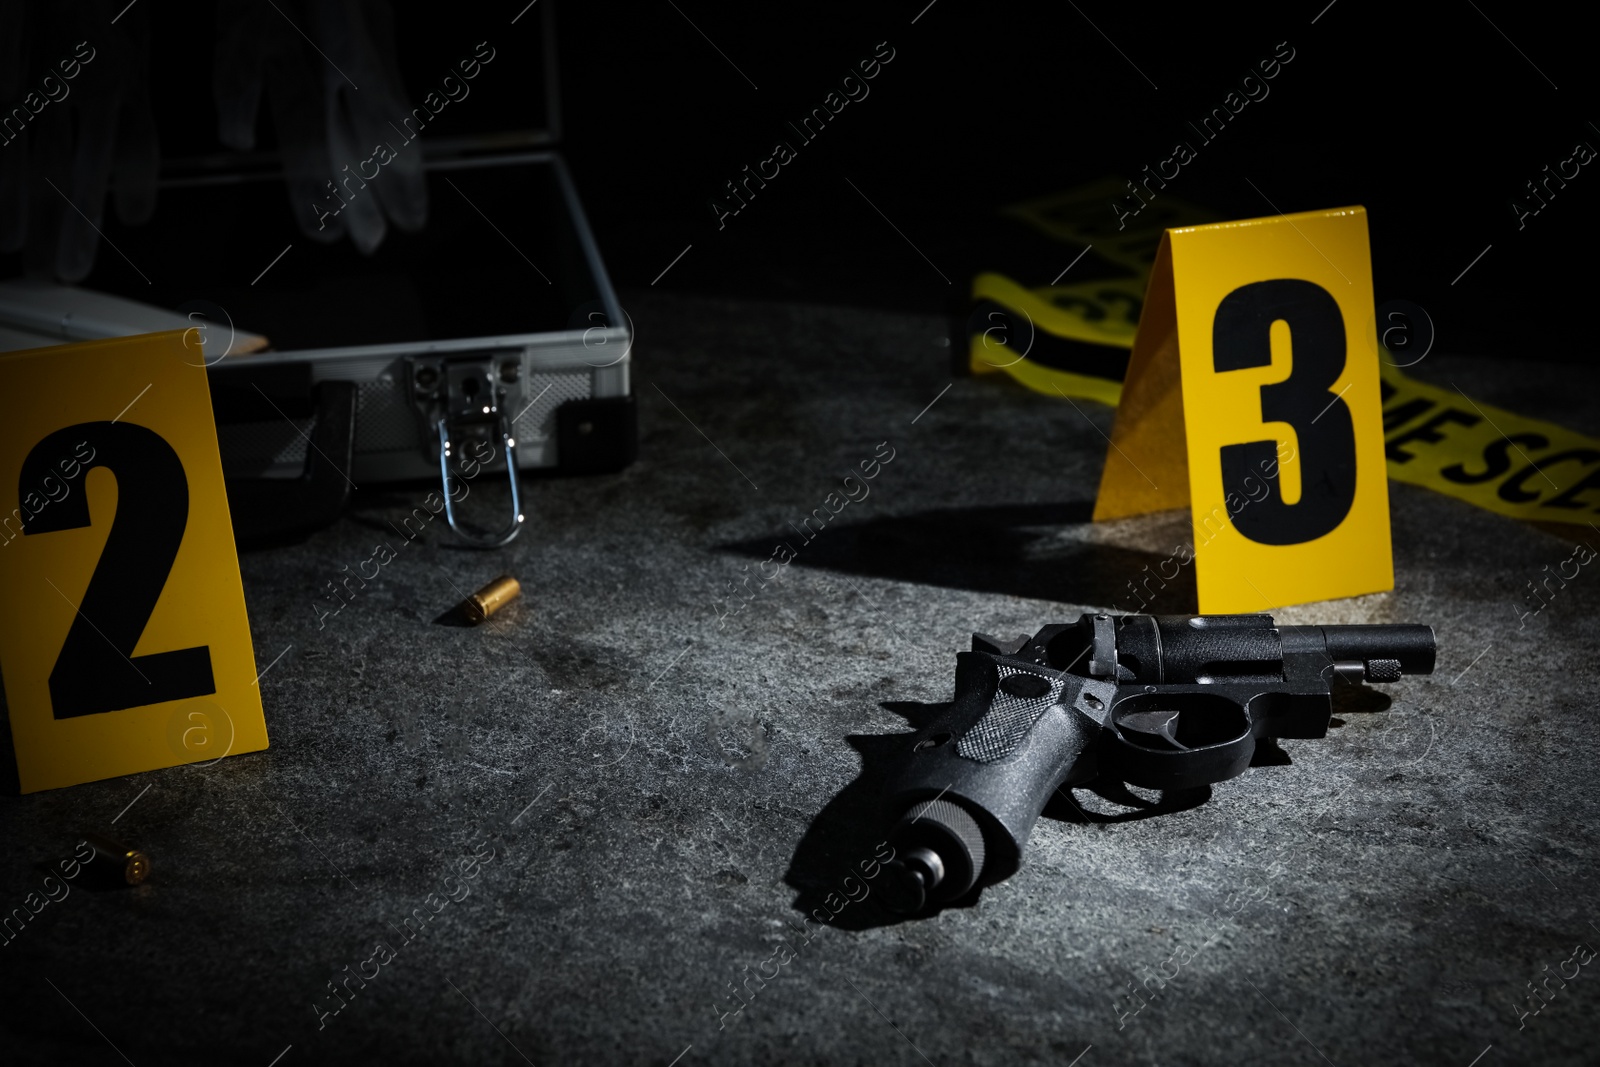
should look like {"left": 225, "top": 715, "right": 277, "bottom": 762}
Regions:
{"left": 0, "top": 0, "right": 159, "bottom": 283}
{"left": 214, "top": 0, "right": 427, "bottom": 255}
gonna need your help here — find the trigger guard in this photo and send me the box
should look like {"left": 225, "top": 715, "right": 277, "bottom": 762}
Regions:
{"left": 1109, "top": 690, "right": 1256, "bottom": 791}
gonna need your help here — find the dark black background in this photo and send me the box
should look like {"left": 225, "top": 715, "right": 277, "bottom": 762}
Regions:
{"left": 552, "top": 0, "right": 1595, "bottom": 363}
{"left": 9, "top": 0, "right": 1598, "bottom": 362}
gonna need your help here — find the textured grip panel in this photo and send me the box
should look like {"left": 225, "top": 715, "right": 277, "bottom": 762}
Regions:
{"left": 957, "top": 664, "right": 1064, "bottom": 763}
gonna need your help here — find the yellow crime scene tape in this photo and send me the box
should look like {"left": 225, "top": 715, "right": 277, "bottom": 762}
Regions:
{"left": 969, "top": 182, "right": 1600, "bottom": 527}
{"left": 1378, "top": 366, "right": 1600, "bottom": 526}
{"left": 968, "top": 181, "right": 1214, "bottom": 407}
{"left": 967, "top": 272, "right": 1141, "bottom": 407}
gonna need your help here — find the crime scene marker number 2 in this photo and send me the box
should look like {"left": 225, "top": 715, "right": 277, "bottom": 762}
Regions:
{"left": 21, "top": 421, "right": 216, "bottom": 718}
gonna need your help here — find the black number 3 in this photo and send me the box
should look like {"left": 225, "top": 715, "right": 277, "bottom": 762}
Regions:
{"left": 1212, "top": 279, "right": 1356, "bottom": 545}
{"left": 21, "top": 422, "right": 215, "bottom": 718}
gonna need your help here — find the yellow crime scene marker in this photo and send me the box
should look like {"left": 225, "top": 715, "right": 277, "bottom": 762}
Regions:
{"left": 968, "top": 180, "right": 1600, "bottom": 554}
{"left": 0, "top": 331, "right": 268, "bottom": 792}
{"left": 1093, "top": 207, "right": 1394, "bottom": 613}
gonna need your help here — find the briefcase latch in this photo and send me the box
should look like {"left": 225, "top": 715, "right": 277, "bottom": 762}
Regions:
{"left": 406, "top": 353, "right": 525, "bottom": 548}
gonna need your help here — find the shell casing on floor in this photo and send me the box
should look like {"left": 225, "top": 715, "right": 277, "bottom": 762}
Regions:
{"left": 81, "top": 833, "right": 150, "bottom": 885}
{"left": 466, "top": 575, "right": 521, "bottom": 622}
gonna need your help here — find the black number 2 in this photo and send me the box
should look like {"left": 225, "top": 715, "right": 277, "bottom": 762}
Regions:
{"left": 21, "top": 422, "right": 215, "bottom": 718}
{"left": 1212, "top": 279, "right": 1357, "bottom": 545}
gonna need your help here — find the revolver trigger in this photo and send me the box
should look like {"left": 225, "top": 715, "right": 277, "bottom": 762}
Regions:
{"left": 1118, "top": 710, "right": 1190, "bottom": 751}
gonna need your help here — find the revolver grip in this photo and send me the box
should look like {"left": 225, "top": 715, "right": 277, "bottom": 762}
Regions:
{"left": 881, "top": 652, "right": 1116, "bottom": 908}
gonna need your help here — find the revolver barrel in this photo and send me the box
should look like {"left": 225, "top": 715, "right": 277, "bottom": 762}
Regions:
{"left": 1293, "top": 623, "right": 1437, "bottom": 680}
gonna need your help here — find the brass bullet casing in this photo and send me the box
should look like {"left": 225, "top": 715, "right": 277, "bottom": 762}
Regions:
{"left": 80, "top": 832, "right": 150, "bottom": 886}
{"left": 466, "top": 575, "right": 521, "bottom": 622}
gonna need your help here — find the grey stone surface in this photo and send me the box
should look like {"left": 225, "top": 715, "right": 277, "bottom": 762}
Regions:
{"left": 2, "top": 291, "right": 1598, "bottom": 1066}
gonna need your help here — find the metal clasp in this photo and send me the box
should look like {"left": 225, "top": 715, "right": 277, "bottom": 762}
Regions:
{"left": 407, "top": 354, "right": 525, "bottom": 548}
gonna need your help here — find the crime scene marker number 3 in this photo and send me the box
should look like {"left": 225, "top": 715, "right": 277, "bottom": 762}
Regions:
{"left": 1213, "top": 278, "right": 1356, "bottom": 545}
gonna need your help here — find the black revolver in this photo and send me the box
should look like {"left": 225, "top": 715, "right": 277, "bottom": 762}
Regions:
{"left": 879, "top": 612, "right": 1436, "bottom": 913}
